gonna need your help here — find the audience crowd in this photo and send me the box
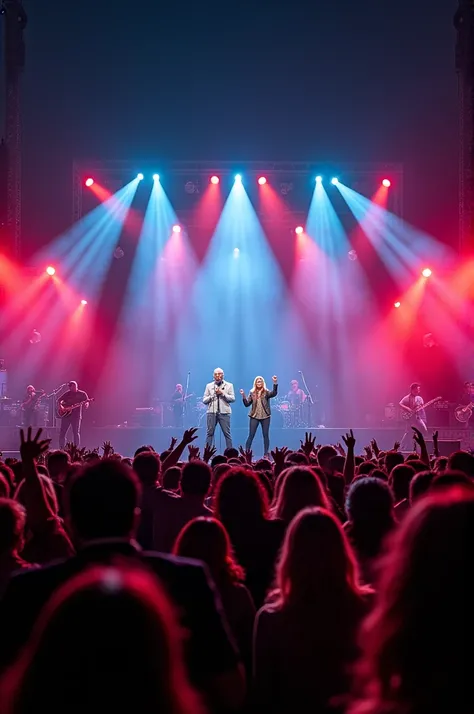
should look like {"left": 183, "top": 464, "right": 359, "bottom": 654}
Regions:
{"left": 0, "top": 424, "right": 472, "bottom": 713}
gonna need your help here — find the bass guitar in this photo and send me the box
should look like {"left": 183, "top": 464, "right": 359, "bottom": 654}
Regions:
{"left": 401, "top": 396, "right": 442, "bottom": 420}
{"left": 454, "top": 402, "right": 474, "bottom": 424}
{"left": 57, "top": 397, "right": 94, "bottom": 418}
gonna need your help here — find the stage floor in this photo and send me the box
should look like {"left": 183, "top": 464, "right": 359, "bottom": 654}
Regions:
{"left": 0, "top": 425, "right": 471, "bottom": 458}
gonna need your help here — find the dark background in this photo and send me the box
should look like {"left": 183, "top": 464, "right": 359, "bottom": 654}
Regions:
{"left": 19, "top": 0, "right": 458, "bottom": 257}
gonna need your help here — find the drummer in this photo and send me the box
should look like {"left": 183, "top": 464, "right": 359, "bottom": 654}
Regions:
{"left": 287, "top": 379, "right": 307, "bottom": 408}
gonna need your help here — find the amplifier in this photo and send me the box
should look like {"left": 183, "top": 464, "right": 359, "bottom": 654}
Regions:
{"left": 425, "top": 440, "right": 461, "bottom": 457}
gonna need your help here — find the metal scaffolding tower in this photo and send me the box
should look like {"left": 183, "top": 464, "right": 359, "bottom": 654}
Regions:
{"left": 1, "top": 0, "right": 26, "bottom": 258}
{"left": 455, "top": 0, "right": 474, "bottom": 254}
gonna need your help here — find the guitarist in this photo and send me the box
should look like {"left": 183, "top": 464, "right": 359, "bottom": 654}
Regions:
{"left": 21, "top": 385, "right": 45, "bottom": 427}
{"left": 456, "top": 381, "right": 474, "bottom": 427}
{"left": 399, "top": 382, "right": 428, "bottom": 448}
{"left": 171, "top": 383, "right": 187, "bottom": 428}
{"left": 58, "top": 381, "right": 90, "bottom": 448}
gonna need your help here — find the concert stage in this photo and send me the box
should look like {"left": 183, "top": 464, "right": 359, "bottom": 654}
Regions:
{"left": 0, "top": 426, "right": 471, "bottom": 458}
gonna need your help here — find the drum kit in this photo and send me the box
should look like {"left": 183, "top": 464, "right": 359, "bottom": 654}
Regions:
{"left": 132, "top": 396, "right": 310, "bottom": 429}
{"left": 0, "top": 397, "right": 50, "bottom": 427}
{"left": 274, "top": 398, "right": 308, "bottom": 428}
{"left": 193, "top": 397, "right": 309, "bottom": 428}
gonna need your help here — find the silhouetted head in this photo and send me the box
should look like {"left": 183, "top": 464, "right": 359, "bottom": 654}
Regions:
{"left": 352, "top": 488, "right": 474, "bottom": 714}
{"left": 174, "top": 517, "right": 244, "bottom": 586}
{"left": 275, "top": 466, "right": 330, "bottom": 525}
{"left": 215, "top": 468, "right": 268, "bottom": 527}
{"left": 0, "top": 566, "right": 203, "bottom": 714}
{"left": 180, "top": 460, "right": 211, "bottom": 498}
{"left": 67, "top": 460, "right": 141, "bottom": 543}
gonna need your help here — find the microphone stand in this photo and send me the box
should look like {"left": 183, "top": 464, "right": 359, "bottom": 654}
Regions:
{"left": 47, "top": 384, "right": 67, "bottom": 429}
{"left": 183, "top": 372, "right": 191, "bottom": 427}
{"left": 299, "top": 371, "right": 316, "bottom": 428}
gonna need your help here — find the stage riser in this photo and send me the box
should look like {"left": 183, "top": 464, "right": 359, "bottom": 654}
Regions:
{"left": 1, "top": 427, "right": 472, "bottom": 458}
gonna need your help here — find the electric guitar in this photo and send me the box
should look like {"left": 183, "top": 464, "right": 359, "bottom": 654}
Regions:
{"left": 401, "top": 396, "right": 442, "bottom": 420}
{"left": 454, "top": 402, "right": 474, "bottom": 423}
{"left": 57, "top": 397, "right": 94, "bottom": 418}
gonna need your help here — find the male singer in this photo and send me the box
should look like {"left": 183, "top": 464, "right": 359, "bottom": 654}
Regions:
{"left": 203, "top": 368, "right": 235, "bottom": 450}
{"left": 59, "top": 381, "right": 90, "bottom": 448}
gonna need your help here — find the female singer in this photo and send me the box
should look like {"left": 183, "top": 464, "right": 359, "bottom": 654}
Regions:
{"left": 240, "top": 376, "right": 278, "bottom": 457}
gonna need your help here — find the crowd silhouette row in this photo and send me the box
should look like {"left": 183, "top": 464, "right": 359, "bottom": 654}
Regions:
{"left": 0, "top": 424, "right": 472, "bottom": 713}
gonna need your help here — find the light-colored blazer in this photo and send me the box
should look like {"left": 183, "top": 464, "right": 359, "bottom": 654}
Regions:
{"left": 202, "top": 381, "right": 236, "bottom": 414}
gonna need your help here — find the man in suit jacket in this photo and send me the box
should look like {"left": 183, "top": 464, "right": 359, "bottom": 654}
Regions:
{"left": 202, "top": 367, "right": 235, "bottom": 450}
{"left": 0, "top": 459, "right": 245, "bottom": 712}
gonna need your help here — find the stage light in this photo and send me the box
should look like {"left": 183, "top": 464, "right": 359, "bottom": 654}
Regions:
{"left": 315, "top": 175, "right": 323, "bottom": 184}
{"left": 382, "top": 178, "right": 391, "bottom": 188}
{"left": 234, "top": 174, "right": 242, "bottom": 183}
{"left": 81, "top": 299, "right": 88, "bottom": 305}
{"left": 394, "top": 301, "right": 401, "bottom": 308}
{"left": 331, "top": 177, "right": 339, "bottom": 185}
{"left": 137, "top": 173, "right": 144, "bottom": 181}
{"left": 46, "top": 266, "right": 56, "bottom": 276}
{"left": 172, "top": 224, "right": 181, "bottom": 234}
{"left": 233, "top": 248, "right": 240, "bottom": 258}
{"left": 258, "top": 176, "right": 267, "bottom": 185}
{"left": 210, "top": 175, "right": 219, "bottom": 184}
{"left": 85, "top": 177, "right": 94, "bottom": 187}
{"left": 295, "top": 226, "right": 304, "bottom": 235}
{"left": 153, "top": 174, "right": 160, "bottom": 181}
{"left": 422, "top": 268, "right": 432, "bottom": 278}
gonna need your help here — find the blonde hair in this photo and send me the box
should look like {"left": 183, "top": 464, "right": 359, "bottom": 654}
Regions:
{"left": 250, "top": 376, "right": 267, "bottom": 394}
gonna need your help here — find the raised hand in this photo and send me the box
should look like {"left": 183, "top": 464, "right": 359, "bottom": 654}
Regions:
{"left": 364, "top": 445, "right": 373, "bottom": 460}
{"left": 393, "top": 440, "right": 401, "bottom": 451}
{"left": 271, "top": 445, "right": 289, "bottom": 466}
{"left": 102, "top": 440, "right": 114, "bottom": 458}
{"left": 20, "top": 428, "right": 51, "bottom": 462}
{"left": 341, "top": 429, "right": 356, "bottom": 450}
{"left": 300, "top": 432, "right": 316, "bottom": 457}
{"left": 65, "top": 442, "right": 79, "bottom": 461}
{"left": 432, "top": 430, "right": 439, "bottom": 444}
{"left": 370, "top": 438, "right": 380, "bottom": 457}
{"left": 335, "top": 442, "right": 346, "bottom": 456}
{"left": 238, "top": 445, "right": 253, "bottom": 464}
{"left": 169, "top": 436, "right": 178, "bottom": 450}
{"left": 411, "top": 426, "right": 425, "bottom": 446}
{"left": 182, "top": 427, "right": 199, "bottom": 445}
{"left": 272, "top": 375, "right": 278, "bottom": 383}
{"left": 202, "top": 444, "right": 217, "bottom": 463}
{"left": 188, "top": 445, "right": 200, "bottom": 460}
{"left": 239, "top": 389, "right": 245, "bottom": 395}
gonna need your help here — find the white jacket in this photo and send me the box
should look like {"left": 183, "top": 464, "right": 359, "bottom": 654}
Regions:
{"left": 202, "top": 381, "right": 235, "bottom": 414}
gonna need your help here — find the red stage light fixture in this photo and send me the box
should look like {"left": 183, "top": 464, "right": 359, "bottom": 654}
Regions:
{"left": 85, "top": 178, "right": 94, "bottom": 187}
{"left": 394, "top": 301, "right": 401, "bottom": 308}
{"left": 172, "top": 224, "right": 181, "bottom": 233}
{"left": 295, "top": 226, "right": 304, "bottom": 235}
{"left": 258, "top": 176, "right": 267, "bottom": 185}
{"left": 210, "top": 175, "right": 219, "bottom": 185}
{"left": 422, "top": 268, "right": 432, "bottom": 278}
{"left": 382, "top": 178, "right": 391, "bottom": 188}
{"left": 46, "top": 266, "right": 56, "bottom": 276}
{"left": 81, "top": 299, "right": 88, "bottom": 305}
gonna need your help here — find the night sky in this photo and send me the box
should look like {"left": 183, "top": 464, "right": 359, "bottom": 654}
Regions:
{"left": 20, "top": 0, "right": 458, "bottom": 256}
